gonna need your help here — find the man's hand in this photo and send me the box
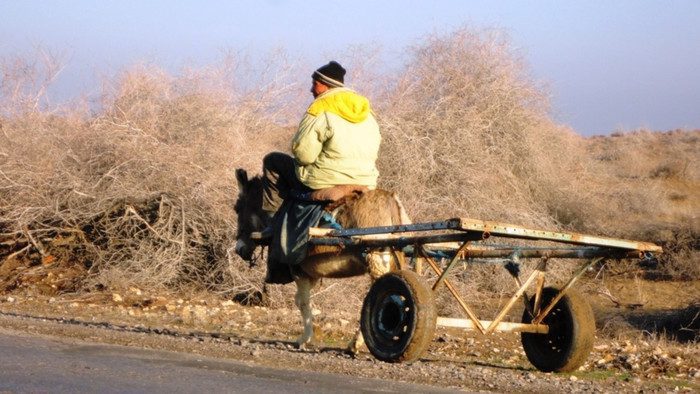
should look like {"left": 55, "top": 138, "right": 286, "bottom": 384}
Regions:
{"left": 310, "top": 185, "right": 369, "bottom": 202}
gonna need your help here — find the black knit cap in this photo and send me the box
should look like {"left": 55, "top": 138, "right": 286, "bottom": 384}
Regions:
{"left": 312, "top": 61, "right": 345, "bottom": 88}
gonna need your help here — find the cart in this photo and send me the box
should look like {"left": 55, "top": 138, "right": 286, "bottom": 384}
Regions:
{"left": 307, "top": 217, "right": 662, "bottom": 372}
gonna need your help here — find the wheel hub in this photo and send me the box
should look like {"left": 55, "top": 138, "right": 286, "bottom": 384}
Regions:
{"left": 376, "top": 294, "right": 409, "bottom": 340}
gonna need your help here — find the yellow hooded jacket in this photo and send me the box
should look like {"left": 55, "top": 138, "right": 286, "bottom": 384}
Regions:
{"left": 292, "top": 88, "right": 380, "bottom": 189}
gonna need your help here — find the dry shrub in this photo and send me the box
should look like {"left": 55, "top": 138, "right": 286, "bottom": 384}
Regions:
{"left": 377, "top": 28, "right": 587, "bottom": 228}
{"left": 0, "top": 47, "right": 67, "bottom": 116}
{"left": 0, "top": 52, "right": 296, "bottom": 294}
{"left": 1, "top": 27, "right": 697, "bottom": 303}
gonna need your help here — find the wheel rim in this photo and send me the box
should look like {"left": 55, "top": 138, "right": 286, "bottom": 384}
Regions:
{"left": 375, "top": 294, "right": 410, "bottom": 341}
{"left": 521, "top": 287, "right": 595, "bottom": 372}
{"left": 522, "top": 288, "right": 581, "bottom": 371}
{"left": 361, "top": 270, "right": 438, "bottom": 363}
{"left": 538, "top": 304, "right": 573, "bottom": 355}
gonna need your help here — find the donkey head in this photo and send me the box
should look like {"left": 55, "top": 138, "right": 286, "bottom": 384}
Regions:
{"left": 234, "top": 168, "right": 267, "bottom": 261}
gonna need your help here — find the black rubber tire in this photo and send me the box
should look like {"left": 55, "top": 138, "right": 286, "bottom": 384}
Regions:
{"left": 521, "top": 287, "right": 595, "bottom": 372}
{"left": 360, "top": 270, "right": 437, "bottom": 363}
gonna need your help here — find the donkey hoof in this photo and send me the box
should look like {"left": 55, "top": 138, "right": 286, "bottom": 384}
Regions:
{"left": 344, "top": 344, "right": 360, "bottom": 357}
{"left": 295, "top": 337, "right": 311, "bottom": 350}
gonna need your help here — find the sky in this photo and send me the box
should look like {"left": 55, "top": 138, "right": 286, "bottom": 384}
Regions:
{"left": 1, "top": 0, "right": 699, "bottom": 136}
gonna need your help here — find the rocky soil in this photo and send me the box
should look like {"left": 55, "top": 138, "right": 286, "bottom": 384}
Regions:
{"left": 0, "top": 283, "right": 698, "bottom": 393}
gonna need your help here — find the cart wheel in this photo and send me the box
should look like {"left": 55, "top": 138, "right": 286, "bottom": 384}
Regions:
{"left": 361, "top": 270, "right": 437, "bottom": 363}
{"left": 521, "top": 287, "right": 595, "bottom": 372}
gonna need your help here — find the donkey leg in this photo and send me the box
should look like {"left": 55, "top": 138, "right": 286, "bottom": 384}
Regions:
{"left": 347, "top": 250, "right": 394, "bottom": 355}
{"left": 294, "top": 276, "right": 319, "bottom": 349}
{"left": 348, "top": 329, "right": 365, "bottom": 355}
{"left": 367, "top": 249, "right": 394, "bottom": 279}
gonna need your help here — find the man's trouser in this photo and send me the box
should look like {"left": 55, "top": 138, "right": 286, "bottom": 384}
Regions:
{"left": 262, "top": 152, "right": 312, "bottom": 215}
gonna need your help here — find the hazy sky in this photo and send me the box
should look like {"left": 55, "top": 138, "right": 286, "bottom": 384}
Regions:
{"left": 1, "top": 0, "right": 699, "bottom": 135}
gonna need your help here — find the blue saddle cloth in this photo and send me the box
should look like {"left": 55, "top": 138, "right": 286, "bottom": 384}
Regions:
{"left": 265, "top": 198, "right": 326, "bottom": 284}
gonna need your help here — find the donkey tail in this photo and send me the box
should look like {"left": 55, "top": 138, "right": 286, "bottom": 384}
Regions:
{"left": 391, "top": 192, "right": 412, "bottom": 225}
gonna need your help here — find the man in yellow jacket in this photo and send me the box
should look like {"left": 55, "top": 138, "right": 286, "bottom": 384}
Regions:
{"left": 261, "top": 61, "right": 381, "bottom": 217}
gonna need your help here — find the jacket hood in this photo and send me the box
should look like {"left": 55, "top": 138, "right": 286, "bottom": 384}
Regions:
{"left": 306, "top": 88, "right": 371, "bottom": 123}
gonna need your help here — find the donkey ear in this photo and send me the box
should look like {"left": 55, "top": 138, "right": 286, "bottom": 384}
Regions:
{"left": 235, "top": 168, "right": 248, "bottom": 190}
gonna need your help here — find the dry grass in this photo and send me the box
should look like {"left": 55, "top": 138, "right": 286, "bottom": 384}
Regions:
{"left": 0, "top": 27, "right": 697, "bottom": 303}
{"left": 0, "top": 53, "right": 294, "bottom": 295}
{"left": 581, "top": 129, "right": 699, "bottom": 279}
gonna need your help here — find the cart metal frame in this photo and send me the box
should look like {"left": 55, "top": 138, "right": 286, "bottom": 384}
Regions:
{"left": 308, "top": 217, "right": 662, "bottom": 337}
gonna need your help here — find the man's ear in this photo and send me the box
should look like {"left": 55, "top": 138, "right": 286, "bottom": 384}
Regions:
{"left": 235, "top": 169, "right": 248, "bottom": 191}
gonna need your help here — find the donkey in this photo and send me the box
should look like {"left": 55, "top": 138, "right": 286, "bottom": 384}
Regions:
{"left": 234, "top": 168, "right": 411, "bottom": 353}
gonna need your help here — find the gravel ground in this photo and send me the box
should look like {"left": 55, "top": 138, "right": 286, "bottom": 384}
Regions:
{"left": 0, "top": 290, "right": 697, "bottom": 393}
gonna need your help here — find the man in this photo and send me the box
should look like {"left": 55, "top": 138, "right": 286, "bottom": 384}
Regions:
{"left": 257, "top": 62, "right": 382, "bottom": 283}
{"left": 261, "top": 61, "right": 381, "bottom": 219}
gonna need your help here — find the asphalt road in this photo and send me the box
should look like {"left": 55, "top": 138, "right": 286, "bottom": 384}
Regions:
{"left": 0, "top": 329, "right": 456, "bottom": 393}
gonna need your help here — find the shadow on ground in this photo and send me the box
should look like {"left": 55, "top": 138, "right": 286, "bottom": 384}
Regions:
{"left": 597, "top": 303, "right": 699, "bottom": 343}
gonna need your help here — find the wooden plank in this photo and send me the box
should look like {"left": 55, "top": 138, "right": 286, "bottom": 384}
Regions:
{"left": 437, "top": 317, "right": 549, "bottom": 334}
{"left": 457, "top": 218, "right": 662, "bottom": 252}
